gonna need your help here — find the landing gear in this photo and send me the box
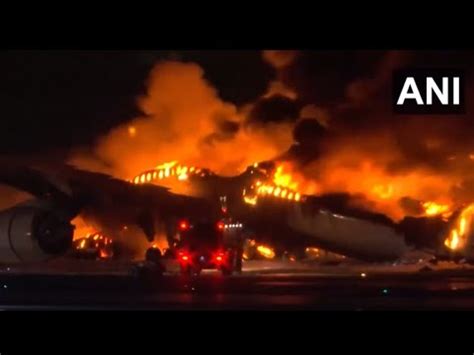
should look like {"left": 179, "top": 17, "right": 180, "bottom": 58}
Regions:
{"left": 133, "top": 247, "right": 165, "bottom": 280}
{"left": 145, "top": 247, "right": 162, "bottom": 263}
{"left": 130, "top": 260, "right": 165, "bottom": 283}
{"left": 234, "top": 248, "right": 243, "bottom": 274}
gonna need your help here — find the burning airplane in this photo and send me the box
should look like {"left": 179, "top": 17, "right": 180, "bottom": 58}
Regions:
{"left": 127, "top": 157, "right": 474, "bottom": 262}
{"left": 128, "top": 159, "right": 409, "bottom": 261}
{"left": 0, "top": 161, "right": 220, "bottom": 264}
{"left": 2, "top": 53, "right": 474, "bottom": 265}
{"left": 0, "top": 154, "right": 468, "bottom": 266}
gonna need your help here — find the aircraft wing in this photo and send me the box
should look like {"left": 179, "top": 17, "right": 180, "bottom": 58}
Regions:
{"left": 0, "top": 161, "right": 219, "bottom": 241}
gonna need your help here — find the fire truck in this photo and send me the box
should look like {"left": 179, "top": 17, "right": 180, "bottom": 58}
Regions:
{"left": 170, "top": 218, "right": 244, "bottom": 276}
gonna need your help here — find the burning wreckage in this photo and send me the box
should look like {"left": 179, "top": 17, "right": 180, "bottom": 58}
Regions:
{"left": 0, "top": 158, "right": 470, "bottom": 267}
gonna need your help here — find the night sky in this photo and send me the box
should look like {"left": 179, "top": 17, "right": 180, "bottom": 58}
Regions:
{"left": 0, "top": 51, "right": 271, "bottom": 156}
{"left": 1, "top": 50, "right": 474, "bottom": 159}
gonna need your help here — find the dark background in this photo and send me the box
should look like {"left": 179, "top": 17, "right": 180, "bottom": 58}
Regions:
{"left": 0, "top": 51, "right": 271, "bottom": 155}
{"left": 1, "top": 50, "right": 474, "bottom": 157}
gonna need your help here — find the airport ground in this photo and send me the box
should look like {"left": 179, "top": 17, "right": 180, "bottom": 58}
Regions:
{"left": 1, "top": 258, "right": 474, "bottom": 310}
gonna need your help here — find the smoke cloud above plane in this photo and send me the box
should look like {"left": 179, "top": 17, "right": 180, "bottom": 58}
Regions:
{"left": 69, "top": 50, "right": 474, "bottom": 221}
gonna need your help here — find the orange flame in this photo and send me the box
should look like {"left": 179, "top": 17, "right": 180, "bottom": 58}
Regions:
{"left": 273, "top": 164, "right": 299, "bottom": 190}
{"left": 72, "top": 216, "right": 99, "bottom": 241}
{"left": 255, "top": 183, "right": 301, "bottom": 202}
{"left": 256, "top": 245, "right": 276, "bottom": 259}
{"left": 444, "top": 203, "right": 474, "bottom": 251}
{"left": 73, "top": 230, "right": 114, "bottom": 259}
{"left": 372, "top": 184, "right": 394, "bottom": 200}
{"left": 422, "top": 201, "right": 452, "bottom": 219}
{"left": 131, "top": 161, "right": 202, "bottom": 186}
{"left": 243, "top": 163, "right": 306, "bottom": 206}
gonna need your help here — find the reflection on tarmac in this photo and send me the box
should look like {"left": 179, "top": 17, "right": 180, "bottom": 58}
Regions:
{"left": 1, "top": 258, "right": 473, "bottom": 277}
{"left": 2, "top": 259, "right": 474, "bottom": 310}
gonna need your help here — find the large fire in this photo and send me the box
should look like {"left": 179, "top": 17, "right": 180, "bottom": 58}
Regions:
{"left": 73, "top": 232, "right": 114, "bottom": 259}
{"left": 67, "top": 56, "right": 474, "bottom": 258}
{"left": 83, "top": 154, "right": 473, "bottom": 256}
{"left": 71, "top": 61, "right": 294, "bottom": 181}
{"left": 131, "top": 160, "right": 457, "bottom": 223}
{"left": 444, "top": 204, "right": 474, "bottom": 251}
{"left": 273, "top": 164, "right": 299, "bottom": 190}
{"left": 70, "top": 216, "right": 115, "bottom": 258}
{"left": 300, "top": 151, "right": 459, "bottom": 222}
{"left": 255, "top": 183, "right": 301, "bottom": 202}
{"left": 127, "top": 154, "right": 461, "bottom": 227}
{"left": 71, "top": 216, "right": 98, "bottom": 241}
{"left": 131, "top": 160, "right": 304, "bottom": 206}
{"left": 422, "top": 201, "right": 452, "bottom": 219}
{"left": 131, "top": 161, "right": 205, "bottom": 185}
{"left": 243, "top": 163, "right": 305, "bottom": 206}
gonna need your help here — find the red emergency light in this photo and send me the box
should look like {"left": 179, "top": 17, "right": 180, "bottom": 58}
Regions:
{"left": 178, "top": 220, "right": 189, "bottom": 231}
{"left": 214, "top": 251, "right": 225, "bottom": 264}
{"left": 178, "top": 251, "right": 190, "bottom": 262}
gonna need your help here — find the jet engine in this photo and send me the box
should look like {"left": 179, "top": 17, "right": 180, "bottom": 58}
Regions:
{"left": 0, "top": 201, "right": 73, "bottom": 263}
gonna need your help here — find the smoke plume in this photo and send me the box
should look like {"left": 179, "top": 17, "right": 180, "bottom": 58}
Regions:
{"left": 71, "top": 60, "right": 294, "bottom": 178}
{"left": 71, "top": 51, "right": 474, "bottom": 222}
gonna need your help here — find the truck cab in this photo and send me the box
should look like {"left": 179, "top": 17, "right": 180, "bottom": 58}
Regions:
{"left": 175, "top": 219, "right": 243, "bottom": 276}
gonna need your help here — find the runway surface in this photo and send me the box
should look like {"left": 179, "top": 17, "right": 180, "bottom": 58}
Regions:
{"left": 1, "top": 259, "right": 474, "bottom": 310}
